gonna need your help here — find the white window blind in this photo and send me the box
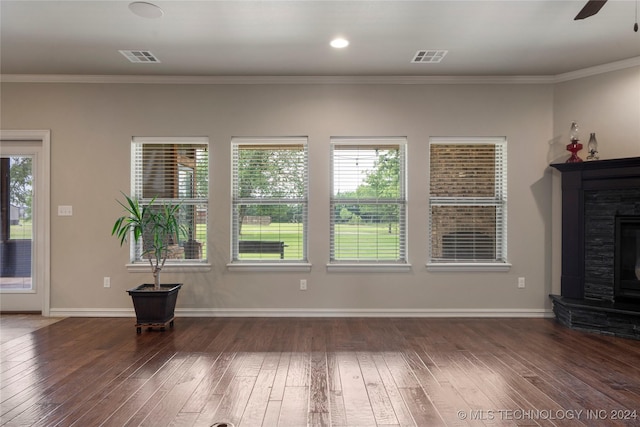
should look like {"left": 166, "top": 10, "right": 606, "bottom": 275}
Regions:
{"left": 330, "top": 138, "right": 407, "bottom": 263}
{"left": 131, "top": 137, "right": 208, "bottom": 263}
{"left": 231, "top": 137, "right": 308, "bottom": 262}
{"left": 429, "top": 137, "right": 507, "bottom": 263}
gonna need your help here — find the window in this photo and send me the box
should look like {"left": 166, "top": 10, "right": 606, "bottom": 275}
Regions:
{"left": 330, "top": 138, "right": 407, "bottom": 264}
{"left": 131, "top": 137, "right": 208, "bottom": 264}
{"left": 231, "top": 137, "right": 308, "bottom": 263}
{"left": 428, "top": 137, "right": 507, "bottom": 267}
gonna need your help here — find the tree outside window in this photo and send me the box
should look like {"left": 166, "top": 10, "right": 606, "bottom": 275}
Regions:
{"left": 231, "top": 138, "right": 308, "bottom": 262}
{"left": 330, "top": 138, "right": 407, "bottom": 263}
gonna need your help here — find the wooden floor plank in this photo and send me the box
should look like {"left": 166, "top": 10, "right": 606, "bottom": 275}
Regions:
{"left": 477, "top": 352, "right": 586, "bottom": 427}
{"left": 448, "top": 350, "right": 522, "bottom": 426}
{"left": 138, "top": 354, "right": 218, "bottom": 427}
{"left": 1, "top": 349, "right": 107, "bottom": 424}
{"left": 13, "top": 350, "right": 145, "bottom": 426}
{"left": 208, "top": 375, "right": 256, "bottom": 427}
{"left": 98, "top": 352, "right": 193, "bottom": 427}
{"left": 357, "top": 351, "right": 399, "bottom": 425}
{"left": 398, "top": 386, "right": 446, "bottom": 427}
{"left": 237, "top": 376, "right": 271, "bottom": 427}
{"left": 237, "top": 353, "right": 279, "bottom": 427}
{"left": 327, "top": 352, "right": 348, "bottom": 426}
{"left": 269, "top": 351, "right": 290, "bottom": 402}
{"left": 373, "top": 353, "right": 419, "bottom": 427}
{"left": 404, "top": 350, "right": 480, "bottom": 427}
{"left": 279, "top": 386, "right": 309, "bottom": 426}
{"left": 336, "top": 351, "right": 377, "bottom": 426}
{"left": 309, "top": 351, "right": 329, "bottom": 415}
{"left": 261, "top": 399, "right": 282, "bottom": 427}
{"left": 179, "top": 351, "right": 234, "bottom": 414}
{"left": 286, "top": 352, "right": 310, "bottom": 387}
{"left": 2, "top": 316, "right": 640, "bottom": 426}
{"left": 491, "top": 320, "right": 640, "bottom": 426}
{"left": 329, "top": 389, "right": 348, "bottom": 427}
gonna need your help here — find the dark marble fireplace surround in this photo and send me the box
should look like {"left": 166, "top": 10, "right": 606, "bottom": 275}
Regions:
{"left": 550, "top": 157, "right": 640, "bottom": 339}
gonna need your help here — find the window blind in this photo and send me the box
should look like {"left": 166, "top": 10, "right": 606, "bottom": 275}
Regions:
{"left": 131, "top": 137, "right": 209, "bottom": 262}
{"left": 330, "top": 138, "right": 407, "bottom": 263}
{"left": 429, "top": 138, "right": 507, "bottom": 263}
{"left": 231, "top": 137, "right": 308, "bottom": 262}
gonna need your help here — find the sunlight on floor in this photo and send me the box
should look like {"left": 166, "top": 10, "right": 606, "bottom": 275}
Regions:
{"left": 0, "top": 314, "right": 64, "bottom": 344}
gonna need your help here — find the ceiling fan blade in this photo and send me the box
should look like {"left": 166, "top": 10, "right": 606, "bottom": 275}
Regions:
{"left": 574, "top": 0, "right": 608, "bottom": 20}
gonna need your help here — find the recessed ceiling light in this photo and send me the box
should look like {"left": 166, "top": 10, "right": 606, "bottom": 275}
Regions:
{"left": 330, "top": 38, "right": 349, "bottom": 49}
{"left": 129, "top": 2, "right": 164, "bottom": 19}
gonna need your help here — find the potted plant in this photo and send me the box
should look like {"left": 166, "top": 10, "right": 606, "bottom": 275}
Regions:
{"left": 112, "top": 193, "right": 186, "bottom": 333}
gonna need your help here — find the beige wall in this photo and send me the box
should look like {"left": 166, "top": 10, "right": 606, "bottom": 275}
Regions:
{"left": 1, "top": 67, "right": 637, "bottom": 315}
{"left": 550, "top": 66, "right": 640, "bottom": 296}
{"left": 552, "top": 66, "right": 640, "bottom": 162}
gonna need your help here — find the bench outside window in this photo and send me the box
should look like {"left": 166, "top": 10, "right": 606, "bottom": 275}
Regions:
{"left": 238, "top": 240, "right": 288, "bottom": 259}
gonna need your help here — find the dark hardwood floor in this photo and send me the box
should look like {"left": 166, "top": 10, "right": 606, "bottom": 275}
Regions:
{"left": 2, "top": 316, "right": 640, "bottom": 426}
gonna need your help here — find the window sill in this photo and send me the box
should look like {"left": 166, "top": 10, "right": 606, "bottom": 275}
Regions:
{"left": 226, "top": 262, "right": 312, "bottom": 272}
{"left": 126, "top": 262, "right": 212, "bottom": 273}
{"left": 426, "top": 262, "right": 512, "bottom": 272}
{"left": 326, "top": 263, "right": 412, "bottom": 273}
{"left": 0, "top": 289, "right": 37, "bottom": 294}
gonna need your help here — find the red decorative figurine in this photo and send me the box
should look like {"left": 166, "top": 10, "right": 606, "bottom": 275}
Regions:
{"left": 566, "top": 121, "right": 583, "bottom": 163}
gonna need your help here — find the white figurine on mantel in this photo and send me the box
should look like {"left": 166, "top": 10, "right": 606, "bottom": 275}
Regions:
{"left": 586, "top": 132, "right": 600, "bottom": 161}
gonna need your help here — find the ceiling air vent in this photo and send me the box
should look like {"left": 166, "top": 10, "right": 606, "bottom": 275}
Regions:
{"left": 411, "top": 50, "right": 448, "bottom": 64}
{"left": 119, "top": 50, "right": 160, "bottom": 63}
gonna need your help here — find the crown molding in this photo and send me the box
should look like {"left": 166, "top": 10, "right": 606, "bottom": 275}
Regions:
{"left": 1, "top": 56, "right": 637, "bottom": 85}
{"left": 552, "top": 56, "right": 640, "bottom": 83}
{"left": 0, "top": 74, "right": 554, "bottom": 85}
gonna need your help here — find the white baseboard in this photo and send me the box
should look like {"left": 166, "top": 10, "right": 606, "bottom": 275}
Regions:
{"left": 49, "top": 308, "right": 134, "bottom": 318}
{"left": 49, "top": 307, "right": 554, "bottom": 318}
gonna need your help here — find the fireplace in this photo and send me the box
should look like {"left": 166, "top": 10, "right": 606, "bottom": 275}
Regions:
{"left": 550, "top": 157, "right": 640, "bottom": 339}
{"left": 615, "top": 216, "right": 640, "bottom": 302}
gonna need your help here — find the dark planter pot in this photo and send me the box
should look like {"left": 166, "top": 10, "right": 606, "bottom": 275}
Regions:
{"left": 127, "top": 283, "right": 182, "bottom": 333}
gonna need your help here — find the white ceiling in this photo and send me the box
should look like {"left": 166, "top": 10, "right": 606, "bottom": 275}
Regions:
{"left": 1, "top": 0, "right": 639, "bottom": 78}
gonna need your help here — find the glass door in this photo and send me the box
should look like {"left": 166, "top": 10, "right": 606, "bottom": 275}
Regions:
{"left": 0, "top": 131, "right": 49, "bottom": 314}
{"left": 0, "top": 156, "right": 33, "bottom": 291}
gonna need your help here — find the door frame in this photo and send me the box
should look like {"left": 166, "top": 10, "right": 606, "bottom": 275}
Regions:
{"left": 0, "top": 130, "right": 51, "bottom": 315}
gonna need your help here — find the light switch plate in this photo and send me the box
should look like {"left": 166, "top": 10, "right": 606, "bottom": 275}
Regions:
{"left": 58, "top": 205, "right": 73, "bottom": 216}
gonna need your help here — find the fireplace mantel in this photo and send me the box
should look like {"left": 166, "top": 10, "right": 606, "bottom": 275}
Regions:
{"left": 550, "top": 156, "right": 640, "bottom": 174}
{"left": 550, "top": 156, "right": 640, "bottom": 338}
{"left": 550, "top": 157, "right": 640, "bottom": 299}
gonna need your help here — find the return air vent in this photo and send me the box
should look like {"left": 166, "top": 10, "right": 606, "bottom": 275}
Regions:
{"left": 411, "top": 50, "right": 448, "bottom": 63}
{"left": 119, "top": 50, "right": 160, "bottom": 63}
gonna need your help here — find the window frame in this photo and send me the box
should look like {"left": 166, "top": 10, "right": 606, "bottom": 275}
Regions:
{"left": 229, "top": 137, "right": 310, "bottom": 271}
{"left": 328, "top": 137, "right": 410, "bottom": 272}
{"left": 126, "top": 136, "right": 210, "bottom": 273}
{"left": 427, "top": 136, "right": 510, "bottom": 272}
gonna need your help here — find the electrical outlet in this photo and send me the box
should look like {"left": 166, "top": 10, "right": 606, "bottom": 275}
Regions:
{"left": 104, "top": 277, "right": 111, "bottom": 288}
{"left": 518, "top": 277, "right": 525, "bottom": 288}
{"left": 300, "top": 279, "right": 307, "bottom": 291}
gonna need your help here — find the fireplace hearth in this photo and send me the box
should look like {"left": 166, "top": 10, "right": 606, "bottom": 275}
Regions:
{"left": 550, "top": 157, "right": 640, "bottom": 339}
